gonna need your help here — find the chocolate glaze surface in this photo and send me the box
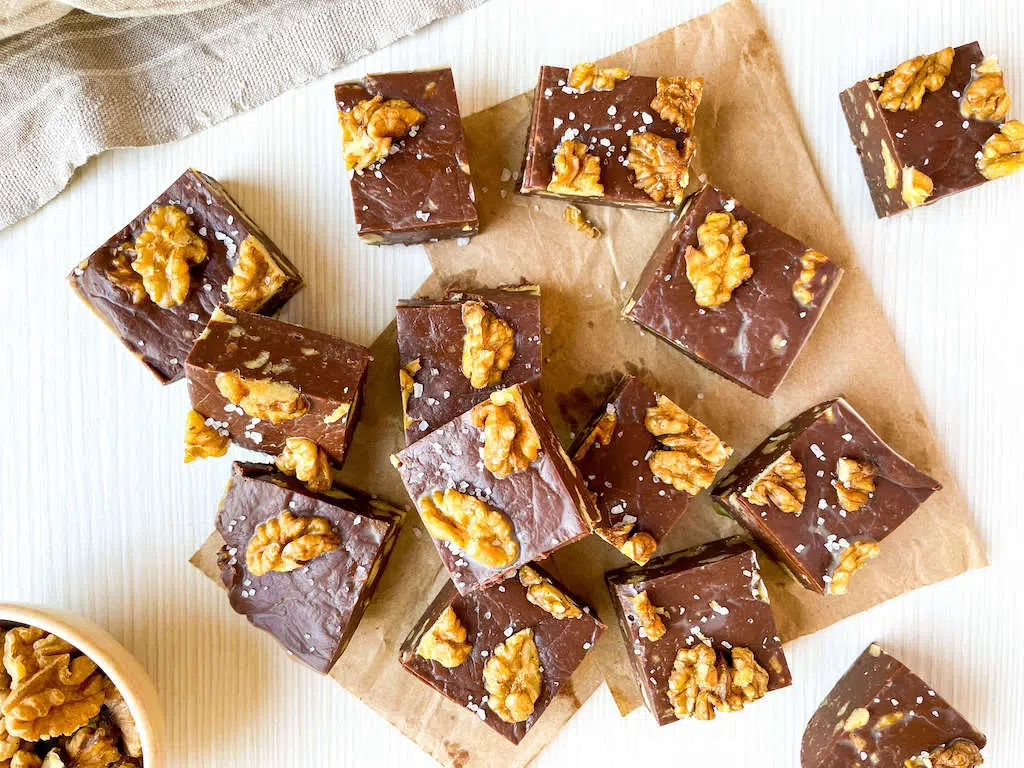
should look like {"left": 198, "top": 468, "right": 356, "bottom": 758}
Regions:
{"left": 606, "top": 537, "right": 791, "bottom": 726}
{"left": 624, "top": 184, "right": 843, "bottom": 398}
{"left": 185, "top": 307, "right": 370, "bottom": 466}
{"left": 802, "top": 643, "right": 986, "bottom": 768}
{"left": 400, "top": 565, "right": 604, "bottom": 744}
{"left": 713, "top": 397, "right": 941, "bottom": 594}
{"left": 68, "top": 169, "right": 303, "bottom": 383}
{"left": 397, "top": 286, "right": 542, "bottom": 444}
{"left": 335, "top": 68, "right": 478, "bottom": 245}
{"left": 216, "top": 462, "right": 404, "bottom": 674}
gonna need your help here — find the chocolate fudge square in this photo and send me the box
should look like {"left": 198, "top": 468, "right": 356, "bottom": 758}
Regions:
{"left": 335, "top": 68, "right": 478, "bottom": 245}
{"left": 520, "top": 64, "right": 703, "bottom": 209}
{"left": 606, "top": 537, "right": 791, "bottom": 726}
{"left": 841, "top": 42, "right": 1022, "bottom": 218}
{"left": 623, "top": 184, "right": 843, "bottom": 398}
{"left": 400, "top": 564, "right": 603, "bottom": 744}
{"left": 802, "top": 643, "right": 986, "bottom": 768}
{"left": 570, "top": 375, "right": 732, "bottom": 564}
{"left": 396, "top": 285, "right": 542, "bottom": 444}
{"left": 393, "top": 384, "right": 599, "bottom": 594}
{"left": 712, "top": 397, "right": 941, "bottom": 596}
{"left": 185, "top": 307, "right": 371, "bottom": 466}
{"left": 216, "top": 462, "right": 404, "bottom": 673}
{"left": 68, "top": 168, "right": 303, "bottom": 383}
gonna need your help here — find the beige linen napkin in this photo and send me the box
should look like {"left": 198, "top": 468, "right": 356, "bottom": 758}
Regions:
{"left": 0, "top": 0, "right": 228, "bottom": 39}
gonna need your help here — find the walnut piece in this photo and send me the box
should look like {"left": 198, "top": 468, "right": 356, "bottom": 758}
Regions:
{"left": 215, "top": 371, "right": 307, "bottom": 424}
{"left": 906, "top": 739, "right": 985, "bottom": 768}
{"left": 183, "top": 409, "right": 228, "bottom": 464}
{"left": 667, "top": 643, "right": 768, "bottom": 721}
{"left": 275, "top": 437, "right": 333, "bottom": 493}
{"left": 828, "top": 540, "right": 880, "bottom": 595}
{"left": 461, "top": 301, "right": 516, "bottom": 389}
{"left": 399, "top": 358, "right": 422, "bottom": 429}
{"left": 631, "top": 590, "right": 666, "bottom": 641}
{"left": 833, "top": 457, "right": 876, "bottom": 512}
{"left": 568, "top": 62, "right": 630, "bottom": 92}
{"left": 573, "top": 407, "right": 616, "bottom": 461}
{"left": 102, "top": 681, "right": 141, "bottom": 758}
{"left": 977, "top": 119, "right": 1024, "bottom": 180}
{"left": 470, "top": 389, "right": 541, "bottom": 479}
{"left": 901, "top": 166, "right": 933, "bottom": 208}
{"left": 62, "top": 718, "right": 122, "bottom": 768}
{"left": 339, "top": 95, "right": 425, "bottom": 172}
{"left": 245, "top": 509, "right": 340, "bottom": 576}
{"left": 1, "top": 628, "right": 105, "bottom": 741}
{"left": 650, "top": 76, "right": 704, "bottom": 132}
{"left": 960, "top": 56, "right": 1010, "bottom": 121}
{"left": 547, "top": 140, "right": 604, "bottom": 197}
{"left": 878, "top": 47, "right": 955, "bottom": 112}
{"left": 792, "top": 250, "right": 829, "bottom": 306}
{"left": 881, "top": 141, "right": 900, "bottom": 190}
{"left": 645, "top": 395, "right": 732, "bottom": 495}
{"left": 225, "top": 236, "right": 287, "bottom": 312}
{"left": 600, "top": 523, "right": 658, "bottom": 565}
{"left": 627, "top": 133, "right": 694, "bottom": 205}
{"left": 483, "top": 628, "right": 542, "bottom": 724}
{"left": 415, "top": 606, "right": 472, "bottom": 669}
{"left": 743, "top": 451, "right": 807, "bottom": 514}
{"left": 418, "top": 489, "right": 518, "bottom": 568}
{"left": 563, "top": 204, "right": 601, "bottom": 239}
{"left": 684, "top": 210, "right": 752, "bottom": 308}
{"left": 104, "top": 246, "right": 147, "bottom": 305}
{"left": 518, "top": 566, "right": 582, "bottom": 620}
{"left": 130, "top": 204, "right": 207, "bottom": 308}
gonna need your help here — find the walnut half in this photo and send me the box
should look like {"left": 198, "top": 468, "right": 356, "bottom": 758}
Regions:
{"left": 645, "top": 395, "right": 732, "bottom": 495}
{"left": 418, "top": 488, "right": 518, "bottom": 568}
{"left": 183, "top": 409, "right": 228, "bottom": 463}
{"left": 906, "top": 739, "right": 985, "bottom": 768}
{"left": 684, "top": 210, "right": 752, "bottom": 308}
{"left": 833, "top": 457, "right": 876, "bottom": 512}
{"left": 743, "top": 451, "right": 807, "bottom": 514}
{"left": 483, "top": 628, "right": 542, "bottom": 724}
{"left": 960, "top": 56, "right": 1010, "bottom": 122}
{"left": 878, "top": 47, "right": 954, "bottom": 112}
{"left": 245, "top": 510, "right": 340, "bottom": 576}
{"left": 339, "top": 95, "right": 425, "bottom": 172}
{"left": 547, "top": 140, "right": 604, "bottom": 197}
{"left": 627, "top": 133, "right": 694, "bottom": 205}
{"left": 275, "top": 437, "right": 333, "bottom": 493}
{"left": 827, "top": 540, "right": 880, "bottom": 596}
{"left": 470, "top": 388, "right": 541, "bottom": 478}
{"left": 216, "top": 371, "right": 308, "bottom": 424}
{"left": 568, "top": 62, "right": 630, "bottom": 93}
{"left": 977, "top": 119, "right": 1024, "bottom": 180}
{"left": 630, "top": 590, "right": 666, "bottom": 641}
{"left": 650, "top": 76, "right": 704, "bottom": 132}
{"left": 225, "top": 236, "right": 287, "bottom": 312}
{"left": 462, "top": 301, "right": 516, "bottom": 389}
{"left": 667, "top": 643, "right": 768, "bottom": 721}
{"left": 130, "top": 204, "right": 208, "bottom": 308}
{"left": 518, "top": 566, "right": 582, "bottom": 620}
{"left": 416, "top": 606, "right": 472, "bottom": 668}
{"left": 901, "top": 166, "right": 934, "bottom": 208}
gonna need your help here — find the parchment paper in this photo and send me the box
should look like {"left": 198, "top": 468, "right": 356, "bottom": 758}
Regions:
{"left": 192, "top": 0, "right": 987, "bottom": 762}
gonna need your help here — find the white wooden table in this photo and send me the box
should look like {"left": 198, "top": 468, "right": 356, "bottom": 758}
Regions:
{"left": 1, "top": 1, "right": 1021, "bottom": 764}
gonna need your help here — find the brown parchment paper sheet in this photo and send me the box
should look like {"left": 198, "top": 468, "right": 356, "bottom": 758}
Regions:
{"left": 192, "top": 0, "right": 987, "bottom": 761}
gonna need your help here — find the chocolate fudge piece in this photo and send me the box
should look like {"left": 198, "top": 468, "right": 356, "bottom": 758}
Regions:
{"left": 520, "top": 64, "right": 703, "bottom": 209}
{"left": 712, "top": 397, "right": 941, "bottom": 596}
{"left": 215, "top": 462, "right": 404, "bottom": 673}
{"left": 570, "top": 375, "right": 732, "bottom": 564}
{"left": 400, "top": 564, "right": 603, "bottom": 744}
{"left": 605, "top": 537, "right": 791, "bottom": 726}
{"left": 393, "top": 384, "right": 599, "bottom": 594}
{"left": 841, "top": 42, "right": 1022, "bottom": 217}
{"left": 185, "top": 307, "right": 371, "bottom": 466}
{"left": 396, "top": 284, "right": 542, "bottom": 444}
{"left": 68, "top": 168, "right": 303, "bottom": 383}
{"left": 623, "top": 184, "right": 843, "bottom": 398}
{"left": 802, "top": 643, "right": 986, "bottom": 768}
{"left": 335, "top": 68, "right": 478, "bottom": 245}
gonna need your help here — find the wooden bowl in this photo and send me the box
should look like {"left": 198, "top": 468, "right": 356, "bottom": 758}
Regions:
{"left": 0, "top": 603, "right": 166, "bottom": 766}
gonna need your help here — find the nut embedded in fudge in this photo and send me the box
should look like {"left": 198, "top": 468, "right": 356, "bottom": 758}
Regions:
{"left": 623, "top": 184, "right": 843, "bottom": 398}
{"left": 840, "top": 42, "right": 1022, "bottom": 218}
{"left": 335, "top": 68, "right": 479, "bottom": 245}
{"left": 215, "top": 462, "right": 404, "bottom": 674}
{"left": 184, "top": 307, "right": 371, "bottom": 468}
{"left": 712, "top": 397, "right": 941, "bottom": 596}
{"left": 570, "top": 375, "right": 732, "bottom": 564}
{"left": 801, "top": 642, "right": 986, "bottom": 768}
{"left": 520, "top": 64, "right": 703, "bottom": 209}
{"left": 396, "top": 285, "right": 542, "bottom": 444}
{"left": 605, "top": 536, "right": 791, "bottom": 726}
{"left": 392, "top": 384, "right": 599, "bottom": 594}
{"left": 67, "top": 168, "right": 304, "bottom": 383}
{"left": 399, "top": 563, "right": 603, "bottom": 744}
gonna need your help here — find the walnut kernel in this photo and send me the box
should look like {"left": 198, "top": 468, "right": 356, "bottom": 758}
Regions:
{"left": 907, "top": 739, "right": 985, "bottom": 768}
{"left": 225, "top": 236, "right": 287, "bottom": 312}
{"left": 645, "top": 395, "right": 732, "bottom": 494}
{"left": 245, "top": 510, "right": 340, "bottom": 576}
{"left": 418, "top": 489, "right": 518, "bottom": 568}
{"left": 275, "top": 437, "right": 333, "bottom": 493}
{"left": 901, "top": 166, "right": 933, "bottom": 208}
{"left": 104, "top": 246, "right": 147, "bottom": 305}
{"left": 650, "top": 76, "right": 704, "bottom": 132}
{"left": 573, "top": 406, "right": 616, "bottom": 461}
{"left": 483, "top": 629, "right": 542, "bottom": 724}
{"left": 470, "top": 388, "right": 541, "bottom": 478}
{"left": 568, "top": 62, "right": 630, "bottom": 92}
{"left": 103, "top": 681, "right": 141, "bottom": 758}
{"left": 833, "top": 457, "right": 876, "bottom": 512}
{"left": 881, "top": 142, "right": 899, "bottom": 189}
{"left": 547, "top": 140, "right": 604, "bottom": 197}
{"left": 183, "top": 409, "right": 228, "bottom": 463}
{"left": 667, "top": 643, "right": 768, "bottom": 721}
{"left": 828, "top": 540, "right": 880, "bottom": 595}
{"left": 518, "top": 566, "right": 582, "bottom": 620}
{"left": 596, "top": 523, "right": 657, "bottom": 565}
{"left": 62, "top": 719, "right": 122, "bottom": 768}
{"left": 743, "top": 451, "right": 807, "bottom": 514}
{"left": 400, "top": 358, "right": 422, "bottom": 429}
{"left": 563, "top": 204, "right": 601, "bottom": 238}
{"left": 977, "top": 119, "right": 1024, "bottom": 180}
{"left": 461, "top": 301, "right": 516, "bottom": 389}
{"left": 215, "top": 371, "right": 307, "bottom": 424}
{"left": 416, "top": 606, "right": 472, "bottom": 668}
{"left": 684, "top": 210, "right": 752, "bottom": 308}
{"left": 626, "top": 133, "right": 694, "bottom": 205}
{"left": 961, "top": 56, "right": 1010, "bottom": 121}
{"left": 878, "top": 47, "right": 955, "bottom": 111}
{"left": 130, "top": 204, "right": 207, "bottom": 307}
{"left": 631, "top": 590, "right": 666, "bottom": 641}
{"left": 792, "top": 250, "right": 830, "bottom": 306}
{"left": 339, "top": 96, "right": 425, "bottom": 172}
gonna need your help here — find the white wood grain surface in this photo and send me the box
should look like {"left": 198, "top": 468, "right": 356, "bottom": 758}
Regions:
{"left": 1, "top": 1, "right": 1021, "bottom": 765}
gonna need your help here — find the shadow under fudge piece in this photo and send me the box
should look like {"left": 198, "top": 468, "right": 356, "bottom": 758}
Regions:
{"left": 623, "top": 184, "right": 843, "bottom": 398}
{"left": 185, "top": 307, "right": 370, "bottom": 467}
{"left": 605, "top": 536, "right": 791, "bottom": 726}
{"left": 68, "top": 168, "right": 303, "bottom": 383}
{"left": 335, "top": 68, "right": 478, "bottom": 245}
{"left": 396, "top": 285, "right": 542, "bottom": 445}
{"left": 216, "top": 462, "right": 404, "bottom": 674}
{"left": 400, "top": 564, "right": 603, "bottom": 744}
{"left": 802, "top": 642, "right": 986, "bottom": 768}
{"left": 712, "top": 397, "right": 941, "bottom": 596}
